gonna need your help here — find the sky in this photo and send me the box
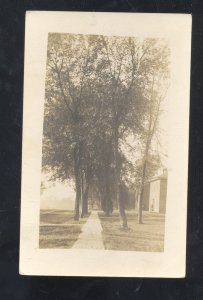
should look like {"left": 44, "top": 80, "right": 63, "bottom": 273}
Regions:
{"left": 40, "top": 173, "right": 75, "bottom": 210}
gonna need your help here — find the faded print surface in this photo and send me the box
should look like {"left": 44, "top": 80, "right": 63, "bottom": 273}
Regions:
{"left": 39, "top": 33, "right": 170, "bottom": 252}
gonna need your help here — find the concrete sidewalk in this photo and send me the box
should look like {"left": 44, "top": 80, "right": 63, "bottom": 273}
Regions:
{"left": 72, "top": 210, "right": 104, "bottom": 249}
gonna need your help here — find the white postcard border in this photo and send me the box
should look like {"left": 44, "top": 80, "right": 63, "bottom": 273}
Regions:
{"left": 20, "top": 11, "right": 191, "bottom": 277}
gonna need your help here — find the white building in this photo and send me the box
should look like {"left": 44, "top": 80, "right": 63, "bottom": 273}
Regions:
{"left": 143, "top": 170, "right": 167, "bottom": 213}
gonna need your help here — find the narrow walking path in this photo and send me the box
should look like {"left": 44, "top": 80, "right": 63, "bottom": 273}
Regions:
{"left": 72, "top": 210, "right": 104, "bottom": 249}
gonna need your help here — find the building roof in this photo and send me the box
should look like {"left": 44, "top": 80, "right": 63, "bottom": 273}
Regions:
{"left": 148, "top": 170, "right": 168, "bottom": 183}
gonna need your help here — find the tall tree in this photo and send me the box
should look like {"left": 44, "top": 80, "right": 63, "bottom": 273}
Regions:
{"left": 43, "top": 33, "right": 104, "bottom": 220}
{"left": 137, "top": 59, "right": 170, "bottom": 223}
{"left": 100, "top": 37, "right": 165, "bottom": 227}
{"left": 42, "top": 33, "right": 170, "bottom": 226}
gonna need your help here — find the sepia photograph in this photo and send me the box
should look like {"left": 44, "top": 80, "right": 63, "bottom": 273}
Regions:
{"left": 20, "top": 12, "right": 191, "bottom": 277}
{"left": 39, "top": 33, "right": 169, "bottom": 252}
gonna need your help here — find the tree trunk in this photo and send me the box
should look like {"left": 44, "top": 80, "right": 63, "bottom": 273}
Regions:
{"left": 84, "top": 186, "right": 89, "bottom": 215}
{"left": 81, "top": 183, "right": 89, "bottom": 217}
{"left": 118, "top": 184, "right": 128, "bottom": 228}
{"left": 138, "top": 75, "right": 160, "bottom": 223}
{"left": 137, "top": 190, "right": 143, "bottom": 224}
{"left": 104, "top": 160, "right": 112, "bottom": 216}
{"left": 138, "top": 158, "right": 147, "bottom": 224}
{"left": 114, "top": 126, "right": 128, "bottom": 228}
{"left": 74, "top": 144, "right": 81, "bottom": 221}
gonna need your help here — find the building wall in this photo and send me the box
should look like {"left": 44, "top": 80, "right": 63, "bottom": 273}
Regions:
{"left": 138, "top": 176, "right": 168, "bottom": 214}
{"left": 149, "top": 180, "right": 160, "bottom": 213}
{"left": 159, "top": 179, "right": 167, "bottom": 213}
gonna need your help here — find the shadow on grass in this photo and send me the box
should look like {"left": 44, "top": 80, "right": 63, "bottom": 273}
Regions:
{"left": 39, "top": 210, "right": 90, "bottom": 249}
{"left": 98, "top": 211, "right": 165, "bottom": 252}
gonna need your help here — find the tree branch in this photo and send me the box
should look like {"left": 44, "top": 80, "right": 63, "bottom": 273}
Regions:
{"left": 55, "top": 64, "right": 74, "bottom": 117}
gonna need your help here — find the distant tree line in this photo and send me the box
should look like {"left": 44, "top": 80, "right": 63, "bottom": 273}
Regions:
{"left": 42, "top": 33, "right": 170, "bottom": 227}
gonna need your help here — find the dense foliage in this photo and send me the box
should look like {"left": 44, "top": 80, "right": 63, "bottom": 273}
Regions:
{"left": 42, "top": 33, "right": 170, "bottom": 225}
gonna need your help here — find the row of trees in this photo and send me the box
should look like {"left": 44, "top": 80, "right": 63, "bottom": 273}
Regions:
{"left": 42, "top": 33, "right": 170, "bottom": 227}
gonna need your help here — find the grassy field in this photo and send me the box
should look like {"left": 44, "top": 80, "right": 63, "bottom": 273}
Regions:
{"left": 39, "top": 210, "right": 89, "bottom": 249}
{"left": 98, "top": 211, "right": 165, "bottom": 252}
{"left": 39, "top": 209, "right": 165, "bottom": 251}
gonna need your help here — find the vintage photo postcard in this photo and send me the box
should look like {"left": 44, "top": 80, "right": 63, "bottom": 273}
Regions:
{"left": 20, "top": 11, "right": 191, "bottom": 277}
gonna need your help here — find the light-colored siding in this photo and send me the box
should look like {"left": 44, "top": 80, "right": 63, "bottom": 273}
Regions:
{"left": 149, "top": 180, "right": 160, "bottom": 212}
{"left": 159, "top": 179, "right": 167, "bottom": 213}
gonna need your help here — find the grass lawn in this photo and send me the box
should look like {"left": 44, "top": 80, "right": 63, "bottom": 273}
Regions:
{"left": 98, "top": 211, "right": 165, "bottom": 252}
{"left": 39, "top": 210, "right": 89, "bottom": 249}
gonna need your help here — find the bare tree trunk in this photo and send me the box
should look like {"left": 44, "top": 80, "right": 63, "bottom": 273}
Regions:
{"left": 138, "top": 141, "right": 149, "bottom": 223}
{"left": 137, "top": 193, "right": 142, "bottom": 224}
{"left": 74, "top": 144, "right": 81, "bottom": 221}
{"left": 118, "top": 184, "right": 128, "bottom": 228}
{"left": 138, "top": 75, "right": 163, "bottom": 223}
{"left": 114, "top": 126, "right": 128, "bottom": 228}
{"left": 80, "top": 168, "right": 84, "bottom": 218}
{"left": 137, "top": 78, "right": 154, "bottom": 224}
{"left": 137, "top": 159, "right": 147, "bottom": 223}
{"left": 104, "top": 160, "right": 112, "bottom": 216}
{"left": 81, "top": 183, "right": 89, "bottom": 217}
{"left": 81, "top": 159, "right": 91, "bottom": 217}
{"left": 84, "top": 185, "right": 89, "bottom": 215}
